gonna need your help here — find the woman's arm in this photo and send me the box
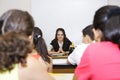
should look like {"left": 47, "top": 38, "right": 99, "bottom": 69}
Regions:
{"left": 47, "top": 57, "right": 53, "bottom": 72}
{"left": 72, "top": 74, "right": 78, "bottom": 80}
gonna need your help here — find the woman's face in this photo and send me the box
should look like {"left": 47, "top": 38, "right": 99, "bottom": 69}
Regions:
{"left": 57, "top": 30, "right": 64, "bottom": 42}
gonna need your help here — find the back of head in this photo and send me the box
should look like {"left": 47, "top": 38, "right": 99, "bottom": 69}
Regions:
{"left": 82, "top": 25, "right": 94, "bottom": 41}
{"left": 0, "top": 21, "right": 3, "bottom": 35}
{"left": 33, "top": 27, "right": 50, "bottom": 63}
{"left": 0, "top": 32, "right": 32, "bottom": 72}
{"left": 33, "top": 27, "right": 43, "bottom": 45}
{"left": 93, "top": 5, "right": 120, "bottom": 47}
{"left": 0, "top": 9, "right": 34, "bottom": 36}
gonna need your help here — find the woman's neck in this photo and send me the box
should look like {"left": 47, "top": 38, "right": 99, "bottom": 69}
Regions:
{"left": 58, "top": 40, "right": 63, "bottom": 43}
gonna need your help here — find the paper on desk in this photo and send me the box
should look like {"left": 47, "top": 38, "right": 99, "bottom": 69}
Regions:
{"left": 53, "top": 59, "right": 67, "bottom": 65}
{"left": 50, "top": 73, "right": 74, "bottom": 80}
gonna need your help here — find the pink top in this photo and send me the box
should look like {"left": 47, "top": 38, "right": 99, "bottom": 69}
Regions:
{"left": 75, "top": 41, "right": 120, "bottom": 80}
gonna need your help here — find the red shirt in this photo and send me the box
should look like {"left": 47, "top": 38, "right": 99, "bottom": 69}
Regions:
{"left": 33, "top": 54, "right": 40, "bottom": 60}
{"left": 75, "top": 41, "right": 120, "bottom": 80}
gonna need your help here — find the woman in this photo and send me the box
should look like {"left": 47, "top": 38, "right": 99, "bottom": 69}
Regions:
{"left": 50, "top": 28, "right": 72, "bottom": 53}
{"left": 33, "top": 27, "right": 52, "bottom": 72}
{"left": 75, "top": 5, "right": 120, "bottom": 80}
{"left": 0, "top": 32, "right": 32, "bottom": 80}
{"left": 0, "top": 9, "right": 54, "bottom": 80}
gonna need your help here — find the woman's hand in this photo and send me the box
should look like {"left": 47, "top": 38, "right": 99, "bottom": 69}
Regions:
{"left": 58, "top": 48, "right": 64, "bottom": 53}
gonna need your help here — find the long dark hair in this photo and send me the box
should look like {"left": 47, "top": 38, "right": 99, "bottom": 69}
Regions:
{"left": 93, "top": 5, "right": 120, "bottom": 47}
{"left": 55, "top": 28, "right": 66, "bottom": 40}
{"left": 55, "top": 28, "right": 67, "bottom": 41}
{"left": 33, "top": 27, "right": 50, "bottom": 63}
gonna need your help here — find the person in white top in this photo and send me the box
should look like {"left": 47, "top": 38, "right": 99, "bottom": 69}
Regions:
{"left": 67, "top": 25, "right": 94, "bottom": 65}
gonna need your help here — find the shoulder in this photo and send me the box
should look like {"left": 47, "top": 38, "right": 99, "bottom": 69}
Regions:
{"left": 19, "top": 55, "right": 54, "bottom": 80}
{"left": 64, "top": 38, "right": 71, "bottom": 44}
{"left": 84, "top": 42, "right": 102, "bottom": 54}
{"left": 76, "top": 44, "right": 89, "bottom": 49}
{"left": 26, "top": 55, "right": 43, "bottom": 68}
{"left": 84, "top": 41, "right": 116, "bottom": 56}
{"left": 50, "top": 39, "right": 57, "bottom": 45}
{"left": 87, "top": 41, "right": 113, "bottom": 50}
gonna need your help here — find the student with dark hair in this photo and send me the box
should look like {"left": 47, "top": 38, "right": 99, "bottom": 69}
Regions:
{"left": 75, "top": 5, "right": 120, "bottom": 80}
{"left": 0, "top": 10, "right": 34, "bottom": 36}
{"left": 50, "top": 28, "right": 72, "bottom": 53}
{"left": 0, "top": 32, "right": 32, "bottom": 80}
{"left": 67, "top": 25, "right": 94, "bottom": 65}
{"left": 33, "top": 27, "right": 52, "bottom": 72}
{"left": 82, "top": 25, "right": 94, "bottom": 43}
{"left": 0, "top": 9, "right": 54, "bottom": 80}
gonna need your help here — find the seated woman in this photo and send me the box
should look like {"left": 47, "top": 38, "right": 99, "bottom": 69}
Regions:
{"left": 0, "top": 9, "right": 54, "bottom": 80}
{"left": 33, "top": 27, "right": 52, "bottom": 72}
{"left": 50, "top": 28, "right": 72, "bottom": 53}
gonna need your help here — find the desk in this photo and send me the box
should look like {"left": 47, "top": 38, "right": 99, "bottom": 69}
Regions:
{"left": 50, "top": 52, "right": 69, "bottom": 59}
{"left": 53, "top": 58, "right": 77, "bottom": 73}
{"left": 50, "top": 73, "right": 74, "bottom": 80}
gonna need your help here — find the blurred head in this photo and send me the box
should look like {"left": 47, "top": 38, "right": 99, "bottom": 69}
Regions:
{"left": 0, "top": 21, "right": 3, "bottom": 35}
{"left": 0, "top": 9, "right": 34, "bottom": 72}
{"left": 55, "top": 28, "right": 66, "bottom": 42}
{"left": 93, "top": 5, "right": 120, "bottom": 46}
{"left": 0, "top": 9, "right": 34, "bottom": 36}
{"left": 33, "top": 27, "right": 43, "bottom": 44}
{"left": 33, "top": 27, "right": 50, "bottom": 63}
{"left": 82, "top": 25, "right": 94, "bottom": 43}
{"left": 0, "top": 32, "right": 32, "bottom": 72}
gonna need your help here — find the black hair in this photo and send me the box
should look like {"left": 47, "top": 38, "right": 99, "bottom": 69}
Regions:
{"left": 55, "top": 28, "right": 67, "bottom": 41}
{"left": 82, "top": 25, "right": 94, "bottom": 40}
{"left": 93, "top": 5, "right": 120, "bottom": 47}
{"left": 0, "top": 21, "right": 3, "bottom": 35}
{"left": 33, "top": 27, "right": 50, "bottom": 63}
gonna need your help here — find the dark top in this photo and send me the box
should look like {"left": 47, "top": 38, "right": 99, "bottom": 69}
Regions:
{"left": 50, "top": 38, "right": 72, "bottom": 52}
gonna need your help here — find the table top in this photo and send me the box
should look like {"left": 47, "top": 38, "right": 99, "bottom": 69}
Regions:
{"left": 52, "top": 57, "right": 77, "bottom": 73}
{"left": 50, "top": 73, "right": 74, "bottom": 80}
{"left": 50, "top": 52, "right": 69, "bottom": 59}
{"left": 53, "top": 59, "right": 67, "bottom": 65}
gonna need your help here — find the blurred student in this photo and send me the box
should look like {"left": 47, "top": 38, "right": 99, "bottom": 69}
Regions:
{"left": 0, "top": 32, "right": 31, "bottom": 80}
{"left": 67, "top": 25, "right": 94, "bottom": 65}
{"left": 75, "top": 5, "right": 120, "bottom": 80}
{"left": 50, "top": 28, "right": 72, "bottom": 53}
{"left": 33, "top": 27, "right": 52, "bottom": 72}
{"left": 0, "top": 9, "right": 54, "bottom": 80}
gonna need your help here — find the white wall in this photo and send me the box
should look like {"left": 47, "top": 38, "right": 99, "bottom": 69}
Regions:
{"left": 0, "top": 0, "right": 110, "bottom": 48}
{"left": 31, "top": 0, "right": 107, "bottom": 48}
{"left": 0, "top": 0, "right": 31, "bottom": 16}
{"left": 108, "top": 0, "right": 120, "bottom": 6}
